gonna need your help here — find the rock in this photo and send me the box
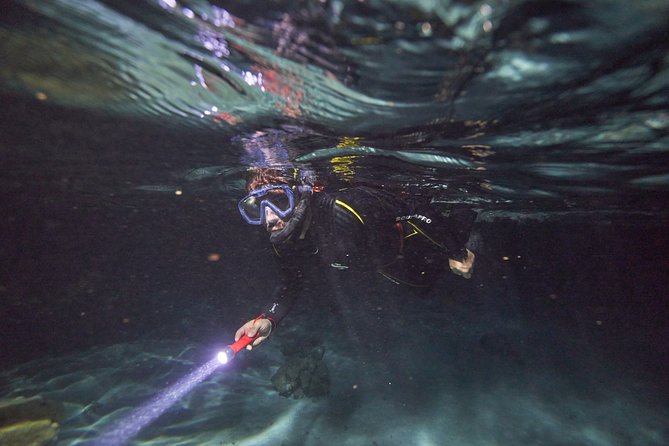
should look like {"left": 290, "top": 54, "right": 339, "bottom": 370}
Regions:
{"left": 271, "top": 357, "right": 330, "bottom": 398}
{"left": 0, "top": 396, "right": 64, "bottom": 427}
{"left": 0, "top": 419, "right": 59, "bottom": 446}
{"left": 0, "top": 396, "right": 64, "bottom": 446}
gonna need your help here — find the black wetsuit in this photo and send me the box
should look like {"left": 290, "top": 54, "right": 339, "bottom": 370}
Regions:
{"left": 262, "top": 186, "right": 476, "bottom": 329}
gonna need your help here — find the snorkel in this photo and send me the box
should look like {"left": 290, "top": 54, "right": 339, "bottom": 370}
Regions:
{"left": 269, "top": 185, "right": 313, "bottom": 244}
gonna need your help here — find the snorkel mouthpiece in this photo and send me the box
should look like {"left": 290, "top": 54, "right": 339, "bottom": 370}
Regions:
{"left": 268, "top": 188, "right": 312, "bottom": 244}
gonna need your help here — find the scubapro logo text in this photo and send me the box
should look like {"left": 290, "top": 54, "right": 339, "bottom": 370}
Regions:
{"left": 396, "top": 214, "right": 432, "bottom": 224}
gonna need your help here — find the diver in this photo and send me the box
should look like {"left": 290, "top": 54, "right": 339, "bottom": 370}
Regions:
{"left": 234, "top": 167, "right": 477, "bottom": 349}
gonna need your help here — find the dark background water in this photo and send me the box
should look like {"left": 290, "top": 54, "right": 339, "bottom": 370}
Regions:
{"left": 1, "top": 0, "right": 668, "bottom": 405}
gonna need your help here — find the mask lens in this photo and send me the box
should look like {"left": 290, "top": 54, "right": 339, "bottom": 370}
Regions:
{"left": 240, "top": 195, "right": 262, "bottom": 220}
{"left": 265, "top": 190, "right": 291, "bottom": 212}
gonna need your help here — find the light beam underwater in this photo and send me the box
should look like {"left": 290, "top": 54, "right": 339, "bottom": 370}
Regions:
{"left": 90, "top": 334, "right": 257, "bottom": 446}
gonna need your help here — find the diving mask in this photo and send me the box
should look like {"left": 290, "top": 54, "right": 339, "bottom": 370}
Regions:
{"left": 238, "top": 184, "right": 296, "bottom": 225}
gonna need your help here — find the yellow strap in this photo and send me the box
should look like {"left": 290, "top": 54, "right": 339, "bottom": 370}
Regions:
{"left": 406, "top": 221, "right": 442, "bottom": 248}
{"left": 335, "top": 200, "right": 365, "bottom": 224}
{"left": 404, "top": 228, "right": 419, "bottom": 239}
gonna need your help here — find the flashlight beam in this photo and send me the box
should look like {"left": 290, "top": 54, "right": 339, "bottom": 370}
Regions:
{"left": 90, "top": 334, "right": 257, "bottom": 445}
{"left": 91, "top": 358, "right": 221, "bottom": 446}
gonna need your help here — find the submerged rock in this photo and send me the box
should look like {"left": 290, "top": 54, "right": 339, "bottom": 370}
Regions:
{"left": 272, "top": 338, "right": 330, "bottom": 398}
{"left": 0, "top": 419, "right": 59, "bottom": 446}
{"left": 271, "top": 356, "right": 330, "bottom": 398}
{"left": 0, "top": 396, "right": 64, "bottom": 446}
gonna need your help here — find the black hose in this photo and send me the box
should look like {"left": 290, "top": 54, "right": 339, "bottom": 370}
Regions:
{"left": 269, "top": 193, "right": 312, "bottom": 244}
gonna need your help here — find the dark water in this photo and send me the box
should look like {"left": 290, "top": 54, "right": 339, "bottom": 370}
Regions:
{"left": 1, "top": 1, "right": 668, "bottom": 445}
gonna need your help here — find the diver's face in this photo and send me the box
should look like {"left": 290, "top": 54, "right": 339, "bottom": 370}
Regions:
{"left": 264, "top": 206, "right": 288, "bottom": 233}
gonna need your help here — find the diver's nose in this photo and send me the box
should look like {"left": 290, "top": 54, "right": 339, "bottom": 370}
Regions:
{"left": 265, "top": 207, "right": 280, "bottom": 225}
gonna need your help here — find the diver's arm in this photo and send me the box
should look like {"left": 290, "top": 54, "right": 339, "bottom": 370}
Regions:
{"left": 441, "top": 208, "right": 477, "bottom": 277}
{"left": 234, "top": 264, "right": 301, "bottom": 350}
{"left": 263, "top": 278, "right": 300, "bottom": 329}
{"left": 418, "top": 206, "right": 477, "bottom": 277}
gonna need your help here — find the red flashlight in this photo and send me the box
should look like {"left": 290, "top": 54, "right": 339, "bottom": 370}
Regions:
{"left": 217, "top": 334, "right": 257, "bottom": 364}
{"left": 216, "top": 314, "right": 267, "bottom": 364}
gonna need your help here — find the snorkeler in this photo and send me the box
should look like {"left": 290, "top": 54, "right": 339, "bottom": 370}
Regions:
{"left": 234, "top": 167, "right": 476, "bottom": 349}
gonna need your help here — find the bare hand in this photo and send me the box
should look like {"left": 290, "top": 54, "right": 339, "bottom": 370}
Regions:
{"left": 449, "top": 249, "right": 475, "bottom": 279}
{"left": 234, "top": 318, "right": 273, "bottom": 350}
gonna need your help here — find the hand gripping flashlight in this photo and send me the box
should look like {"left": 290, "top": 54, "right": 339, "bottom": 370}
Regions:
{"left": 216, "top": 315, "right": 269, "bottom": 365}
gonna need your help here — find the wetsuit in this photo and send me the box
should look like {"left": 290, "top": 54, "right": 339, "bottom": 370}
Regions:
{"left": 262, "top": 186, "right": 476, "bottom": 330}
